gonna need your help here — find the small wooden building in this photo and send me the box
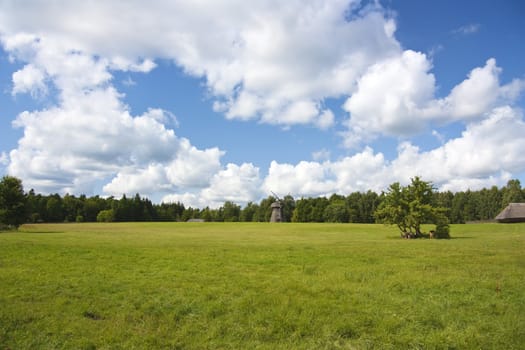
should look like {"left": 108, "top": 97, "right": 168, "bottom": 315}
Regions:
{"left": 495, "top": 203, "right": 525, "bottom": 223}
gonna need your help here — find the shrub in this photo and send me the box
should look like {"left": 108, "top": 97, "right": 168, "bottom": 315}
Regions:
{"left": 96, "top": 209, "right": 114, "bottom": 222}
{"left": 433, "top": 222, "right": 450, "bottom": 239}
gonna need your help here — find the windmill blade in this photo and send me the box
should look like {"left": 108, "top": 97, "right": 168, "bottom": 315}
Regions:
{"left": 270, "top": 191, "right": 282, "bottom": 201}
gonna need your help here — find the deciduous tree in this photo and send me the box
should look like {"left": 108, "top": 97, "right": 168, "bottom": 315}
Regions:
{"left": 375, "top": 177, "right": 450, "bottom": 238}
{"left": 0, "top": 176, "right": 26, "bottom": 228}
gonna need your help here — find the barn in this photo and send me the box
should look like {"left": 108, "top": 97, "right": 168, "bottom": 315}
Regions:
{"left": 495, "top": 203, "right": 525, "bottom": 223}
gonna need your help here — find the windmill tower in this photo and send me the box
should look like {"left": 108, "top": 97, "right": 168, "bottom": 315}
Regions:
{"left": 270, "top": 192, "right": 283, "bottom": 223}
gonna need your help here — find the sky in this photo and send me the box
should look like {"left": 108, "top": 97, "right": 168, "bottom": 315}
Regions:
{"left": 0, "top": 0, "right": 524, "bottom": 208}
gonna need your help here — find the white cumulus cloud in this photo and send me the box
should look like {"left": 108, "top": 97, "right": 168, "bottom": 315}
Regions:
{"left": 342, "top": 54, "right": 524, "bottom": 148}
{"left": 0, "top": 0, "right": 402, "bottom": 129}
{"left": 8, "top": 85, "right": 224, "bottom": 197}
{"left": 261, "top": 106, "right": 525, "bottom": 199}
{"left": 201, "top": 163, "right": 262, "bottom": 206}
{"left": 0, "top": 1, "right": 524, "bottom": 206}
{"left": 343, "top": 50, "right": 436, "bottom": 146}
{"left": 432, "top": 59, "right": 524, "bottom": 121}
{"left": 11, "top": 64, "right": 47, "bottom": 96}
{"left": 163, "top": 163, "right": 262, "bottom": 208}
{"left": 103, "top": 164, "right": 172, "bottom": 196}
{"left": 165, "top": 139, "right": 224, "bottom": 189}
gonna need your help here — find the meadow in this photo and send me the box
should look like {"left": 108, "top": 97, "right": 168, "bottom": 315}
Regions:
{"left": 0, "top": 222, "right": 524, "bottom": 349}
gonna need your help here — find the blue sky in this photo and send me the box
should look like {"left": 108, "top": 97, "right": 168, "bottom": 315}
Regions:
{"left": 0, "top": 0, "right": 524, "bottom": 207}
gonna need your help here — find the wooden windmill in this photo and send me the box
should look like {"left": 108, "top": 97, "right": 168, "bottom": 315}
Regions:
{"left": 269, "top": 191, "right": 283, "bottom": 223}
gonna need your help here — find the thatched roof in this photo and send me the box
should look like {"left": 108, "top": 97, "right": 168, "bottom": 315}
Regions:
{"left": 495, "top": 203, "right": 525, "bottom": 223}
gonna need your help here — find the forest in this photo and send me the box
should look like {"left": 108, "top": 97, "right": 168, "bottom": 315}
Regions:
{"left": 12, "top": 179, "right": 524, "bottom": 224}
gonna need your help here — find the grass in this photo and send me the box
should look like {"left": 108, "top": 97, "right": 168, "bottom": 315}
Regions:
{"left": 0, "top": 222, "right": 524, "bottom": 349}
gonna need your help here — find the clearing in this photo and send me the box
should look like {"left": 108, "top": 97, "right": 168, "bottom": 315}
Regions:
{"left": 1, "top": 222, "right": 524, "bottom": 349}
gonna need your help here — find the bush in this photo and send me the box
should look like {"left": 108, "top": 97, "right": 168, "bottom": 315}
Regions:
{"left": 96, "top": 209, "right": 114, "bottom": 222}
{"left": 433, "top": 222, "right": 450, "bottom": 239}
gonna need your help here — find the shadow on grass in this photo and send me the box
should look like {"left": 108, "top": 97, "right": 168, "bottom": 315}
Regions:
{"left": 386, "top": 235, "right": 474, "bottom": 240}
{"left": 17, "top": 230, "right": 65, "bottom": 234}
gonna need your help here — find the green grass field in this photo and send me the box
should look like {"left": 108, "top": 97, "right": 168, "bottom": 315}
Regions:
{"left": 1, "top": 222, "right": 524, "bottom": 349}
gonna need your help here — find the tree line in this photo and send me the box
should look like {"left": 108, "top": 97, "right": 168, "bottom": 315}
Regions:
{"left": 0, "top": 176, "right": 524, "bottom": 227}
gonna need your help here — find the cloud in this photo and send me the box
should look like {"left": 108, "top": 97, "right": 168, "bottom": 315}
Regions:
{"left": 122, "top": 76, "right": 136, "bottom": 87}
{"left": 165, "top": 140, "right": 224, "bottom": 189}
{"left": 342, "top": 50, "right": 436, "bottom": 146}
{"left": 201, "top": 163, "right": 262, "bottom": 205}
{"left": 216, "top": 3, "right": 401, "bottom": 127}
{"left": 11, "top": 64, "right": 47, "bottom": 96}
{"left": 1, "top": 1, "right": 524, "bottom": 207}
{"left": 102, "top": 141, "right": 225, "bottom": 199}
{"left": 0, "top": 0, "right": 399, "bottom": 202}
{"left": 0, "top": 0, "right": 401, "bottom": 129}
{"left": 4, "top": 34, "right": 112, "bottom": 97}
{"left": 263, "top": 160, "right": 337, "bottom": 198}
{"left": 262, "top": 147, "right": 390, "bottom": 198}
{"left": 432, "top": 58, "right": 514, "bottom": 120}
{"left": 161, "top": 192, "right": 202, "bottom": 208}
{"left": 437, "top": 106, "right": 525, "bottom": 179}
{"left": 8, "top": 84, "right": 224, "bottom": 196}
{"left": 312, "top": 149, "right": 331, "bottom": 161}
{"left": 452, "top": 23, "right": 480, "bottom": 36}
{"left": 342, "top": 54, "right": 524, "bottom": 148}
{"left": 1, "top": 21, "right": 227, "bottom": 198}
{"left": 431, "top": 130, "right": 445, "bottom": 144}
{"left": 388, "top": 106, "right": 525, "bottom": 190}
{"left": 163, "top": 163, "right": 262, "bottom": 208}
{"left": 163, "top": 150, "right": 390, "bottom": 206}
{"left": 0, "top": 152, "right": 8, "bottom": 166}
{"left": 260, "top": 106, "right": 525, "bottom": 198}
{"left": 73, "top": 104, "right": 525, "bottom": 203}
{"left": 103, "top": 164, "right": 171, "bottom": 196}
{"left": 110, "top": 57, "right": 156, "bottom": 73}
